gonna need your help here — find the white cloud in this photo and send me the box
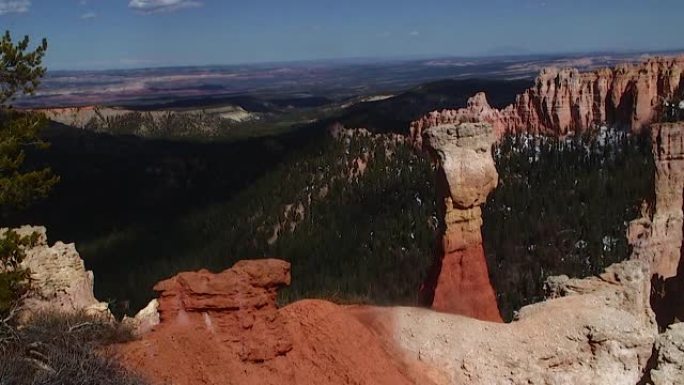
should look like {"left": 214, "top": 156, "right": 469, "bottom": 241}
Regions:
{"left": 81, "top": 11, "right": 96, "bottom": 19}
{"left": 0, "top": 0, "right": 30, "bottom": 15}
{"left": 409, "top": 31, "right": 420, "bottom": 37}
{"left": 128, "top": 0, "right": 202, "bottom": 13}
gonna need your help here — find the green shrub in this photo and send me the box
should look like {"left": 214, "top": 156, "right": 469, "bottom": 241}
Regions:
{"left": 0, "top": 229, "right": 40, "bottom": 316}
{"left": 660, "top": 94, "right": 684, "bottom": 123}
{"left": 0, "top": 31, "right": 57, "bottom": 318}
{"left": 0, "top": 32, "right": 58, "bottom": 216}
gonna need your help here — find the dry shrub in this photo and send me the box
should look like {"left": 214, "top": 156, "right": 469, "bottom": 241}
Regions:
{"left": 0, "top": 311, "right": 147, "bottom": 385}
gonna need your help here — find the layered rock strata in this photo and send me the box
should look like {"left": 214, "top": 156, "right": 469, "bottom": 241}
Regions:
{"left": 152, "top": 259, "right": 293, "bottom": 363}
{"left": 421, "top": 122, "right": 502, "bottom": 322}
{"left": 410, "top": 56, "right": 684, "bottom": 144}
{"left": 2, "top": 226, "right": 110, "bottom": 322}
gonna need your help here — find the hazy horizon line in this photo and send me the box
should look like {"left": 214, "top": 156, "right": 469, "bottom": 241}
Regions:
{"left": 46, "top": 47, "right": 684, "bottom": 73}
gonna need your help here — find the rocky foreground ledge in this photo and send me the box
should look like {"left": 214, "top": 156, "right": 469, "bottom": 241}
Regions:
{"left": 8, "top": 225, "right": 682, "bottom": 384}
{"left": 112, "top": 257, "right": 670, "bottom": 385}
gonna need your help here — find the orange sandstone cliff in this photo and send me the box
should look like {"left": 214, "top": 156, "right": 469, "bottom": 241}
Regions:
{"left": 629, "top": 121, "right": 684, "bottom": 327}
{"left": 410, "top": 56, "right": 684, "bottom": 144}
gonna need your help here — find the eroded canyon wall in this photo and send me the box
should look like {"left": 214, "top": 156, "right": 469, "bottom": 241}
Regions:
{"left": 421, "top": 122, "right": 502, "bottom": 322}
{"left": 630, "top": 122, "right": 684, "bottom": 279}
{"left": 410, "top": 56, "right": 684, "bottom": 144}
{"left": 629, "top": 121, "right": 684, "bottom": 328}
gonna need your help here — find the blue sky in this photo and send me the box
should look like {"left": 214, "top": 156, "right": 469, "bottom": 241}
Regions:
{"left": 0, "top": 0, "right": 681, "bottom": 70}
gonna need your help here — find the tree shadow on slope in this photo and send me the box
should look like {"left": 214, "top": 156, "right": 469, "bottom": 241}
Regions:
{"left": 59, "top": 132, "right": 438, "bottom": 315}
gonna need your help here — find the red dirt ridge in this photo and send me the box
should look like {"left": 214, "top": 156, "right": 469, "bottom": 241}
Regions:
{"left": 117, "top": 259, "right": 436, "bottom": 385}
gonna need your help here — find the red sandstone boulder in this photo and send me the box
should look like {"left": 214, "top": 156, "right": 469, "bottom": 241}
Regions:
{"left": 119, "top": 259, "right": 431, "bottom": 385}
{"left": 152, "top": 259, "right": 293, "bottom": 362}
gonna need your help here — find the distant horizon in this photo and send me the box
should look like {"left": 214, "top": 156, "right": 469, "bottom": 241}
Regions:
{"left": 17, "top": 50, "right": 682, "bottom": 109}
{"left": 2, "top": 0, "right": 683, "bottom": 71}
{"left": 42, "top": 48, "right": 684, "bottom": 73}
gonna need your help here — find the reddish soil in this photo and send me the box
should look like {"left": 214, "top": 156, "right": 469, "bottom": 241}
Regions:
{"left": 116, "top": 260, "right": 436, "bottom": 385}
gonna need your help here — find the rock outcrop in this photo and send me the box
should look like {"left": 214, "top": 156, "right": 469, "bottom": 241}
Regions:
{"left": 122, "top": 299, "right": 160, "bottom": 337}
{"left": 649, "top": 122, "right": 684, "bottom": 279}
{"left": 627, "top": 122, "right": 684, "bottom": 327}
{"left": 420, "top": 122, "right": 502, "bottom": 322}
{"left": 152, "top": 259, "right": 293, "bottom": 363}
{"left": 120, "top": 258, "right": 660, "bottom": 385}
{"left": 410, "top": 56, "right": 684, "bottom": 143}
{"left": 359, "top": 260, "right": 659, "bottom": 385}
{"left": 651, "top": 323, "right": 684, "bottom": 385}
{"left": 3, "top": 226, "right": 110, "bottom": 322}
{"left": 119, "top": 259, "right": 432, "bottom": 385}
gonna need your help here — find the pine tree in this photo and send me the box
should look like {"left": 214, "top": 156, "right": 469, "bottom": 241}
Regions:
{"left": 0, "top": 31, "right": 57, "bottom": 316}
{"left": 1, "top": 31, "right": 57, "bottom": 214}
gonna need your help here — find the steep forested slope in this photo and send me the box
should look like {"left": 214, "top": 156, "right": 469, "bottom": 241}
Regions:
{"left": 78, "top": 130, "right": 438, "bottom": 313}
{"left": 483, "top": 130, "right": 654, "bottom": 319}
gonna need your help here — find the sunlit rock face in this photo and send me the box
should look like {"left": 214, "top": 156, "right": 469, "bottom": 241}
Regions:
{"left": 651, "top": 323, "right": 684, "bottom": 385}
{"left": 649, "top": 123, "right": 684, "bottom": 279}
{"left": 628, "top": 122, "right": 684, "bottom": 328}
{"left": 630, "top": 123, "right": 684, "bottom": 276}
{"left": 152, "top": 259, "right": 294, "bottom": 363}
{"left": 421, "top": 122, "right": 502, "bottom": 322}
{"left": 2, "top": 226, "right": 111, "bottom": 322}
{"left": 382, "top": 260, "right": 659, "bottom": 385}
{"left": 410, "top": 56, "right": 684, "bottom": 142}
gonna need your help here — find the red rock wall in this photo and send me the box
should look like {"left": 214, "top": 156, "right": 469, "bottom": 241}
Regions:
{"left": 411, "top": 56, "right": 684, "bottom": 144}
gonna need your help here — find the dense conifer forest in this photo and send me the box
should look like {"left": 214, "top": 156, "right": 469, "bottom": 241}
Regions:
{"left": 79, "top": 130, "right": 438, "bottom": 313}
{"left": 483, "top": 129, "right": 654, "bottom": 319}
{"left": 10, "top": 123, "right": 655, "bottom": 318}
